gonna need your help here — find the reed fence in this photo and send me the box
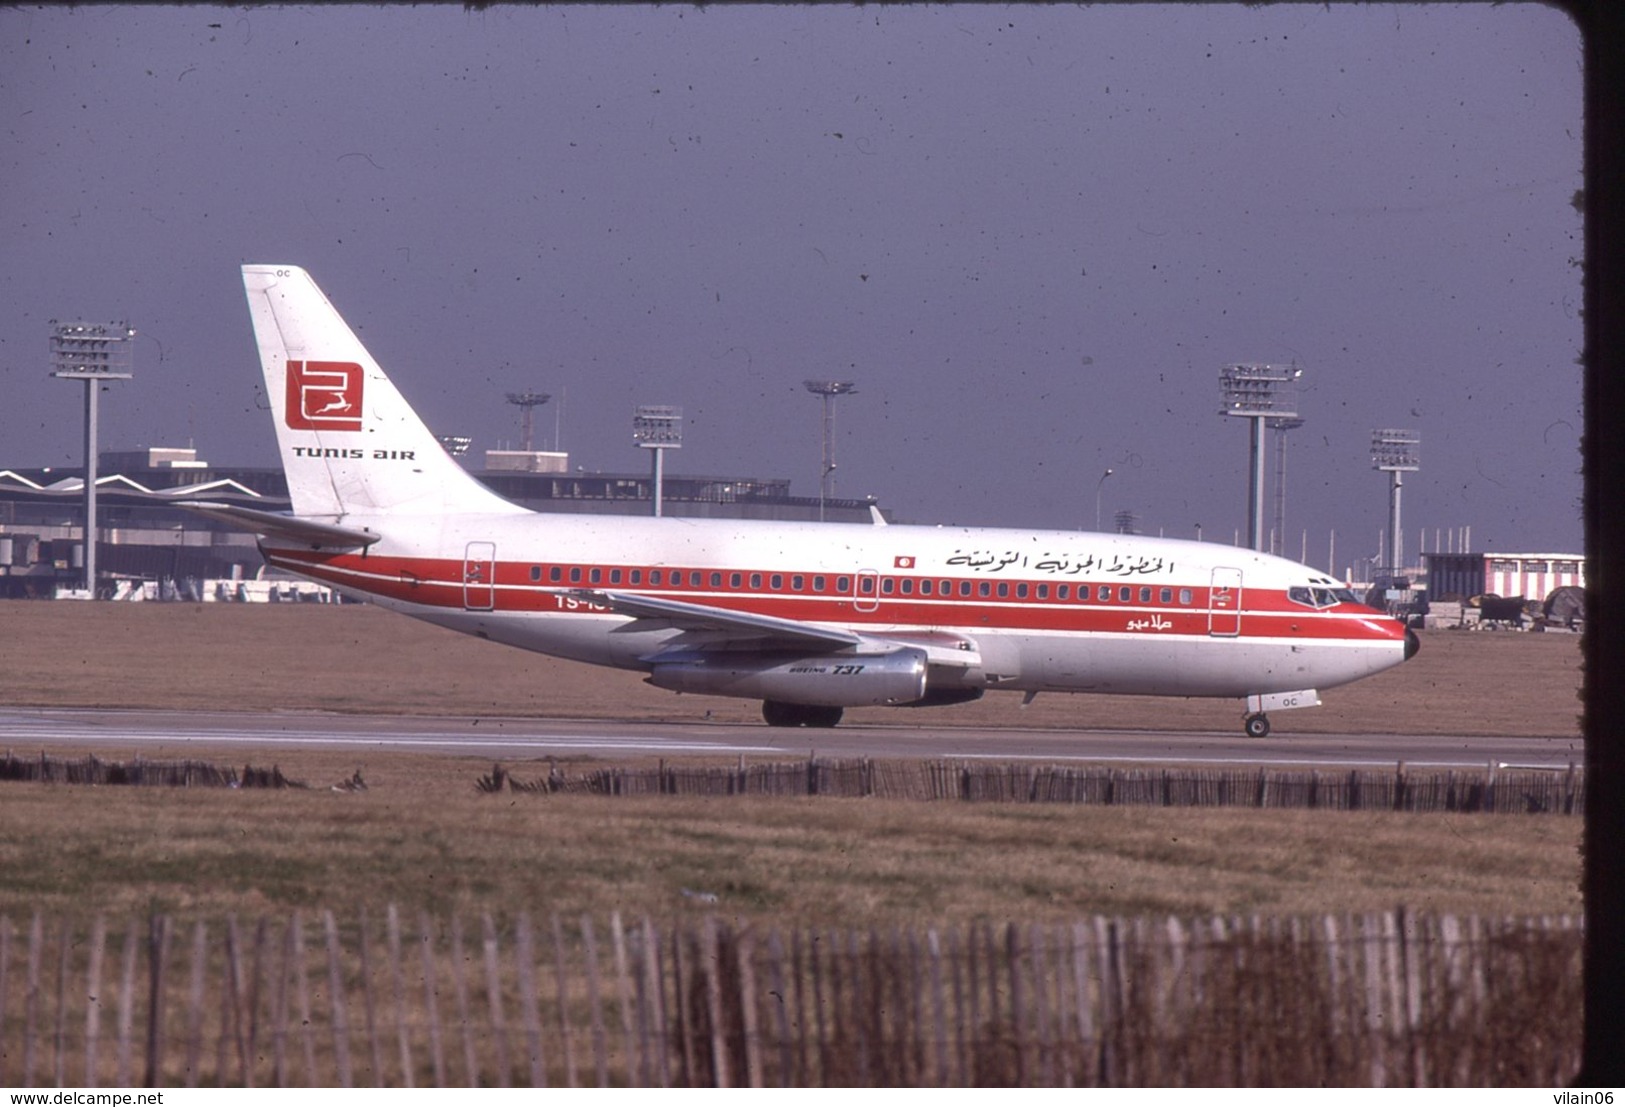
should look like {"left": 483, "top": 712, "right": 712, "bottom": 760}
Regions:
{"left": 487, "top": 758, "right": 1586, "bottom": 815}
{"left": 0, "top": 753, "right": 304, "bottom": 789}
{"left": 5, "top": 753, "right": 1580, "bottom": 815}
{"left": 0, "top": 908, "right": 1580, "bottom": 1087}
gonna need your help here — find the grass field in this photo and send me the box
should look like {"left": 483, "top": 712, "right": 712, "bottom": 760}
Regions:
{"left": 0, "top": 767, "right": 1583, "bottom": 925}
{"left": 0, "top": 600, "right": 1586, "bottom": 925}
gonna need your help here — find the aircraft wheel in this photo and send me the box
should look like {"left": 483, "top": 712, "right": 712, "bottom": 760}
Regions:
{"left": 806, "top": 705, "right": 844, "bottom": 729}
{"left": 1244, "top": 713, "right": 1271, "bottom": 739}
{"left": 762, "top": 701, "right": 845, "bottom": 728}
{"left": 762, "top": 700, "right": 800, "bottom": 727}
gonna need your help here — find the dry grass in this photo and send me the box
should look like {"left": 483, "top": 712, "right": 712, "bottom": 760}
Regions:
{"left": 0, "top": 600, "right": 1585, "bottom": 736}
{"left": 0, "top": 750, "right": 1581, "bottom": 925}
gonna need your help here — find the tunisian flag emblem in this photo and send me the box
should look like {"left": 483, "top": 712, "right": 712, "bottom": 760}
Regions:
{"left": 893, "top": 555, "right": 916, "bottom": 569}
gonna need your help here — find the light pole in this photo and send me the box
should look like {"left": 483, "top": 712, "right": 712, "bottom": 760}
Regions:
{"left": 804, "top": 380, "right": 857, "bottom": 521}
{"left": 633, "top": 405, "right": 683, "bottom": 517}
{"left": 51, "top": 320, "right": 135, "bottom": 599}
{"left": 1220, "top": 363, "right": 1302, "bottom": 552}
{"left": 1268, "top": 416, "right": 1305, "bottom": 555}
{"left": 1094, "top": 468, "right": 1114, "bottom": 531}
{"left": 1371, "top": 429, "right": 1421, "bottom": 577}
{"left": 505, "top": 391, "right": 551, "bottom": 452}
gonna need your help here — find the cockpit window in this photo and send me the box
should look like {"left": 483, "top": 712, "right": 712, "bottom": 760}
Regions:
{"left": 1289, "top": 586, "right": 1350, "bottom": 609}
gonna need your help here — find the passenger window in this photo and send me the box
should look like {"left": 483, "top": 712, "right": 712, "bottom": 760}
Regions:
{"left": 731, "top": 573, "right": 743, "bottom": 588}
{"left": 590, "top": 568, "right": 603, "bottom": 584}
{"left": 961, "top": 581, "right": 973, "bottom": 597}
{"left": 859, "top": 576, "right": 875, "bottom": 595}
{"left": 570, "top": 567, "right": 583, "bottom": 583}
{"left": 530, "top": 566, "right": 542, "bottom": 583}
{"left": 1119, "top": 586, "right": 1131, "bottom": 602}
{"left": 942, "top": 580, "right": 953, "bottom": 595}
{"left": 550, "top": 566, "right": 562, "bottom": 583}
{"left": 1016, "top": 583, "right": 1028, "bottom": 598}
{"left": 771, "top": 574, "right": 783, "bottom": 589}
{"left": 610, "top": 569, "right": 622, "bottom": 584}
{"left": 750, "top": 573, "right": 762, "bottom": 588}
{"left": 710, "top": 572, "right": 722, "bottom": 587}
{"left": 1058, "top": 584, "right": 1070, "bottom": 600}
{"left": 882, "top": 579, "right": 895, "bottom": 595}
{"left": 1159, "top": 587, "right": 1171, "bottom": 603}
{"left": 1098, "top": 586, "right": 1111, "bottom": 601}
{"left": 1180, "top": 588, "right": 1193, "bottom": 604}
{"left": 1139, "top": 586, "right": 1151, "bottom": 603}
{"left": 900, "top": 579, "right": 914, "bottom": 595}
{"left": 630, "top": 569, "right": 642, "bottom": 585}
{"left": 979, "top": 582, "right": 992, "bottom": 597}
{"left": 837, "top": 576, "right": 851, "bottom": 591}
{"left": 919, "top": 580, "right": 932, "bottom": 596}
{"left": 1036, "top": 584, "right": 1048, "bottom": 599}
{"left": 791, "top": 575, "right": 803, "bottom": 590}
{"left": 815, "top": 575, "right": 827, "bottom": 591}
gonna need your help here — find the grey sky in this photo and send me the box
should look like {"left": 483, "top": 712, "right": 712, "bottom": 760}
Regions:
{"left": 0, "top": 4, "right": 1584, "bottom": 569}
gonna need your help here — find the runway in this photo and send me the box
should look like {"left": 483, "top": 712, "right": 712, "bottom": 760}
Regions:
{"left": 0, "top": 706, "right": 1582, "bottom": 770}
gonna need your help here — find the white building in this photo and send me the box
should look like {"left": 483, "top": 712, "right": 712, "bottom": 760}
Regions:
{"left": 1423, "top": 551, "right": 1585, "bottom": 601}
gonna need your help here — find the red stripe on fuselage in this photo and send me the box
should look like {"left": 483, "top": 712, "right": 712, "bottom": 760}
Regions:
{"left": 266, "top": 548, "right": 1406, "bottom": 645}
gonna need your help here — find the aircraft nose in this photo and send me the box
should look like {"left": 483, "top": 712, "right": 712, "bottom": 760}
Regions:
{"left": 1404, "top": 627, "right": 1421, "bottom": 661}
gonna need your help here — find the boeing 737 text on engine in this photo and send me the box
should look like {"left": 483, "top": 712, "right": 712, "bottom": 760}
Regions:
{"left": 193, "top": 265, "right": 1418, "bottom": 736}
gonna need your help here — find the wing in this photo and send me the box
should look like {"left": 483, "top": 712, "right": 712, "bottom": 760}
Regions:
{"left": 565, "top": 588, "right": 982, "bottom": 669}
{"left": 567, "top": 588, "right": 861, "bottom": 649}
{"left": 183, "top": 502, "right": 380, "bottom": 550}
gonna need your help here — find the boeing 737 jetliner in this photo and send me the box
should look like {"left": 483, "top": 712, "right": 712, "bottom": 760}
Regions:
{"left": 196, "top": 265, "right": 1418, "bottom": 736}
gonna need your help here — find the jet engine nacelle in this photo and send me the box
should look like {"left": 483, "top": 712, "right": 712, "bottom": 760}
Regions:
{"left": 647, "top": 648, "right": 929, "bottom": 707}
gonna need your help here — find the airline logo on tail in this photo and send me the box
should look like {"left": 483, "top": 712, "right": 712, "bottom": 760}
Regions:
{"left": 286, "top": 360, "right": 364, "bottom": 431}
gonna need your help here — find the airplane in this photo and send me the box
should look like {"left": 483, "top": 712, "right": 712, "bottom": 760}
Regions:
{"left": 193, "top": 264, "right": 1419, "bottom": 738}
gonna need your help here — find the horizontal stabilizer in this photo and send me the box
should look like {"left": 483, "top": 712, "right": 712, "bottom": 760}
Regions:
{"left": 184, "top": 502, "right": 380, "bottom": 549}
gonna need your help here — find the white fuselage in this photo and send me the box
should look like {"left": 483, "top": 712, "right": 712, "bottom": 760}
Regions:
{"left": 264, "top": 510, "right": 1412, "bottom": 701}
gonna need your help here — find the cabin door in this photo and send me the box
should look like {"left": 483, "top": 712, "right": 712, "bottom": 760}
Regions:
{"left": 463, "top": 541, "right": 496, "bottom": 611}
{"left": 1208, "top": 566, "right": 1242, "bottom": 637}
{"left": 854, "top": 569, "right": 880, "bottom": 613}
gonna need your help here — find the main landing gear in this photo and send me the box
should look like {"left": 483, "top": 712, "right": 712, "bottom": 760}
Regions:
{"left": 762, "top": 700, "right": 844, "bottom": 728}
{"left": 1243, "top": 713, "right": 1271, "bottom": 739}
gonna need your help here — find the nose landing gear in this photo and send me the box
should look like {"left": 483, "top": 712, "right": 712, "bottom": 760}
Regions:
{"left": 1241, "top": 689, "right": 1318, "bottom": 738}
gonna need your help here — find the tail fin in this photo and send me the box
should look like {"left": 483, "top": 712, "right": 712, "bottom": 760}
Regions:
{"left": 242, "top": 265, "right": 524, "bottom": 520}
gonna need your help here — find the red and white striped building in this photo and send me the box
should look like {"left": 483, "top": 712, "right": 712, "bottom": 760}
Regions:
{"left": 1423, "top": 551, "right": 1586, "bottom": 601}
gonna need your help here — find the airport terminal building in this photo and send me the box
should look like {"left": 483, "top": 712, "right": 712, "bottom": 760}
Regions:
{"left": 0, "top": 447, "right": 883, "bottom": 599}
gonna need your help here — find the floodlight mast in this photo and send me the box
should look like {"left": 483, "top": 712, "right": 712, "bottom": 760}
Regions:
{"left": 505, "top": 391, "right": 551, "bottom": 452}
{"left": 804, "top": 380, "right": 857, "bottom": 522}
{"left": 435, "top": 434, "right": 473, "bottom": 458}
{"left": 1371, "top": 429, "right": 1421, "bottom": 576}
{"left": 633, "top": 405, "right": 683, "bottom": 517}
{"left": 51, "top": 321, "right": 135, "bottom": 599}
{"left": 1219, "top": 364, "right": 1302, "bottom": 552}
